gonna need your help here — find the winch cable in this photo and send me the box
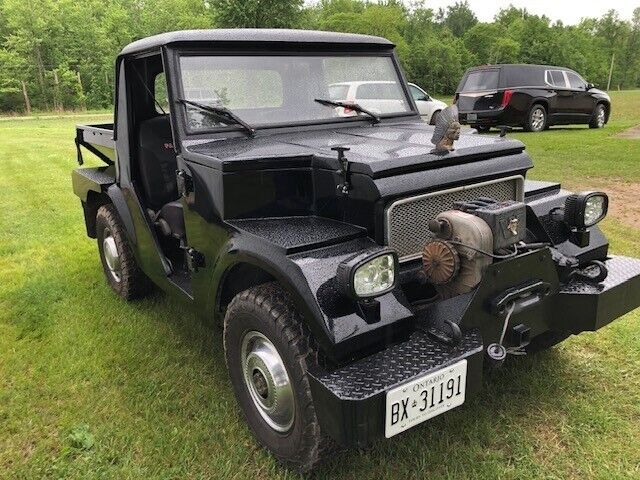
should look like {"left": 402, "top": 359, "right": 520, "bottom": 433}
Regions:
{"left": 497, "top": 302, "right": 527, "bottom": 356}
{"left": 446, "top": 240, "right": 518, "bottom": 259}
{"left": 424, "top": 231, "right": 519, "bottom": 260}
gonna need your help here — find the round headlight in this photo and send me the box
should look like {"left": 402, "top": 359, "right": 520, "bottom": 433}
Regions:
{"left": 564, "top": 191, "right": 608, "bottom": 228}
{"left": 337, "top": 249, "right": 398, "bottom": 299}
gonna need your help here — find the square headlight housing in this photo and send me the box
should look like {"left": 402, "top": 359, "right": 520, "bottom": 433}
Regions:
{"left": 564, "top": 191, "right": 609, "bottom": 228}
{"left": 337, "top": 248, "right": 398, "bottom": 299}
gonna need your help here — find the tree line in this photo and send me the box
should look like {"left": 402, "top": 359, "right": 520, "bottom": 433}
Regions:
{"left": 1, "top": 0, "right": 639, "bottom": 113}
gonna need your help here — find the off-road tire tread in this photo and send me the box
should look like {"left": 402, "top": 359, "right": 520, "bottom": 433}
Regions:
{"left": 224, "top": 282, "right": 333, "bottom": 472}
{"left": 96, "top": 204, "right": 152, "bottom": 300}
{"left": 429, "top": 110, "right": 441, "bottom": 125}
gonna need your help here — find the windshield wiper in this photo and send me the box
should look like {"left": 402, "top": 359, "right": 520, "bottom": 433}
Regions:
{"left": 314, "top": 98, "right": 381, "bottom": 124}
{"left": 177, "top": 99, "right": 255, "bottom": 136}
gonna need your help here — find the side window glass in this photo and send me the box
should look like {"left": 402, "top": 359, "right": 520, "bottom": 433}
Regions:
{"left": 549, "top": 70, "right": 566, "bottom": 88}
{"left": 566, "top": 72, "right": 586, "bottom": 90}
{"left": 155, "top": 73, "right": 170, "bottom": 113}
{"left": 410, "top": 85, "right": 427, "bottom": 102}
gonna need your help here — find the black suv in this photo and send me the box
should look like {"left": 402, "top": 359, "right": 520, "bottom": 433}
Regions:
{"left": 456, "top": 64, "right": 611, "bottom": 132}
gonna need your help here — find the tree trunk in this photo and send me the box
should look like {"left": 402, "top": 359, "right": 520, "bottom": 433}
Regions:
{"left": 77, "top": 71, "right": 86, "bottom": 111}
{"left": 607, "top": 53, "right": 615, "bottom": 91}
{"left": 35, "top": 44, "right": 48, "bottom": 109}
{"left": 21, "top": 80, "right": 31, "bottom": 115}
{"left": 53, "top": 70, "right": 62, "bottom": 112}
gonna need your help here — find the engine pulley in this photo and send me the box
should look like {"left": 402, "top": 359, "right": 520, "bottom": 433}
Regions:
{"left": 422, "top": 240, "right": 460, "bottom": 285}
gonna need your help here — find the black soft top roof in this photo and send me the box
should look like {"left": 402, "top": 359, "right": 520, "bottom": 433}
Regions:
{"left": 120, "top": 29, "right": 394, "bottom": 56}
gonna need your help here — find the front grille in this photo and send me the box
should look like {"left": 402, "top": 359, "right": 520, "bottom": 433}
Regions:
{"left": 385, "top": 176, "right": 524, "bottom": 261}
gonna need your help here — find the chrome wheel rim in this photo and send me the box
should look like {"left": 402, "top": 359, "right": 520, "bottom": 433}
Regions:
{"left": 241, "top": 331, "right": 294, "bottom": 433}
{"left": 531, "top": 108, "right": 545, "bottom": 131}
{"left": 102, "top": 229, "right": 121, "bottom": 283}
{"left": 597, "top": 107, "right": 605, "bottom": 127}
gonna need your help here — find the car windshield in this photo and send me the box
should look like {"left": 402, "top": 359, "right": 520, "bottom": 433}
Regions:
{"left": 178, "top": 54, "right": 412, "bottom": 132}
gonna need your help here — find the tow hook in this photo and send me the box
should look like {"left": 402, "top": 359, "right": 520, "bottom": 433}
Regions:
{"left": 425, "top": 320, "right": 462, "bottom": 346}
{"left": 569, "top": 260, "right": 608, "bottom": 283}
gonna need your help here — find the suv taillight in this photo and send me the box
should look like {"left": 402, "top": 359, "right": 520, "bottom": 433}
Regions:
{"left": 501, "top": 90, "right": 514, "bottom": 107}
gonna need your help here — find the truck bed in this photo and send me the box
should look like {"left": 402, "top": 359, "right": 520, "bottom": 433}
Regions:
{"left": 76, "top": 123, "right": 116, "bottom": 164}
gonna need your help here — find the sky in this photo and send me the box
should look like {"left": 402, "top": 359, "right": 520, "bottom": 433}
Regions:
{"left": 305, "top": 1, "right": 639, "bottom": 25}
{"left": 420, "top": 0, "right": 638, "bottom": 24}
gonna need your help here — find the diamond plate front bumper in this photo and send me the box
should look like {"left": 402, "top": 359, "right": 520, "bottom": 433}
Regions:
{"left": 308, "top": 329, "right": 484, "bottom": 447}
{"left": 308, "top": 255, "right": 640, "bottom": 447}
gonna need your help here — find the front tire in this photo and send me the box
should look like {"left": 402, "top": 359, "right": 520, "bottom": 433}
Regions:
{"left": 223, "top": 283, "right": 327, "bottom": 472}
{"left": 589, "top": 103, "right": 606, "bottom": 129}
{"left": 429, "top": 110, "right": 441, "bottom": 125}
{"left": 524, "top": 104, "right": 547, "bottom": 132}
{"left": 96, "top": 204, "right": 152, "bottom": 300}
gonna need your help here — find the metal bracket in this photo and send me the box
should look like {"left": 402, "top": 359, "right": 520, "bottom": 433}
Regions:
{"left": 332, "top": 146, "right": 351, "bottom": 195}
{"left": 176, "top": 169, "right": 193, "bottom": 197}
{"left": 490, "top": 280, "right": 552, "bottom": 317}
{"left": 186, "top": 248, "right": 205, "bottom": 272}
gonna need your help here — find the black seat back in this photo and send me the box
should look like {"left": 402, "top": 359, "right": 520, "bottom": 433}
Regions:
{"left": 137, "top": 115, "right": 178, "bottom": 209}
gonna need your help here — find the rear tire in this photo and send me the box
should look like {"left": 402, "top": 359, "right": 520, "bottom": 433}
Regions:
{"left": 524, "top": 104, "right": 547, "bottom": 132}
{"left": 474, "top": 125, "right": 491, "bottom": 133}
{"left": 589, "top": 103, "right": 606, "bottom": 129}
{"left": 223, "top": 283, "right": 328, "bottom": 472}
{"left": 96, "top": 204, "right": 153, "bottom": 300}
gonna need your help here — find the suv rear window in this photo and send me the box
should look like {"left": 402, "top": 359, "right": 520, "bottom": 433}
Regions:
{"left": 329, "top": 84, "right": 349, "bottom": 101}
{"left": 460, "top": 70, "right": 499, "bottom": 91}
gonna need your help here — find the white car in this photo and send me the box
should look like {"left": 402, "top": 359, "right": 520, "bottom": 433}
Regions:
{"left": 328, "top": 81, "right": 447, "bottom": 124}
{"left": 408, "top": 83, "right": 447, "bottom": 125}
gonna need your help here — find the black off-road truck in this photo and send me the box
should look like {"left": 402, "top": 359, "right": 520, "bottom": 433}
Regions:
{"left": 72, "top": 30, "right": 640, "bottom": 471}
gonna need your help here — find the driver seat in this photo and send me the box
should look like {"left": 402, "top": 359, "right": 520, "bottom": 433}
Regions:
{"left": 137, "top": 115, "right": 185, "bottom": 240}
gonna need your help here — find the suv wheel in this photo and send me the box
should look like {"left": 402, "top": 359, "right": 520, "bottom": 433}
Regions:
{"left": 525, "top": 104, "right": 547, "bottom": 132}
{"left": 223, "top": 283, "right": 328, "bottom": 472}
{"left": 474, "top": 125, "right": 491, "bottom": 133}
{"left": 589, "top": 104, "right": 606, "bottom": 129}
{"left": 96, "top": 204, "right": 152, "bottom": 300}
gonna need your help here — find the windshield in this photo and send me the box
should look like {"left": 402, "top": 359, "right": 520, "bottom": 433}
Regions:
{"left": 178, "top": 54, "right": 412, "bottom": 132}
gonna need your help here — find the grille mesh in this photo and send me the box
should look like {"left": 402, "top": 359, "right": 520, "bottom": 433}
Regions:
{"left": 386, "top": 177, "right": 522, "bottom": 261}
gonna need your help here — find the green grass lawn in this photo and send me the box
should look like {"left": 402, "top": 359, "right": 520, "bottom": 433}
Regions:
{"left": 1, "top": 92, "right": 639, "bottom": 479}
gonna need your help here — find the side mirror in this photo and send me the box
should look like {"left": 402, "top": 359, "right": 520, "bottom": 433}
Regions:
{"left": 586, "top": 83, "right": 595, "bottom": 90}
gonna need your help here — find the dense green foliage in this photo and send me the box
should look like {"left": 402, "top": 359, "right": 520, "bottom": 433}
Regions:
{"left": 1, "top": 92, "right": 640, "bottom": 477}
{"left": 1, "top": 0, "right": 639, "bottom": 112}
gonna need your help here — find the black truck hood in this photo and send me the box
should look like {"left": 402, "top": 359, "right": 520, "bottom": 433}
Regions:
{"left": 186, "top": 120, "right": 526, "bottom": 179}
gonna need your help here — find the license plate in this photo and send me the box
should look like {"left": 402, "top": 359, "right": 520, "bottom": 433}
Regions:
{"left": 467, "top": 113, "right": 477, "bottom": 121}
{"left": 385, "top": 360, "right": 467, "bottom": 438}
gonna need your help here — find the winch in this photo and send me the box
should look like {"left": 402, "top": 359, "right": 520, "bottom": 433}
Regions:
{"left": 422, "top": 198, "right": 527, "bottom": 298}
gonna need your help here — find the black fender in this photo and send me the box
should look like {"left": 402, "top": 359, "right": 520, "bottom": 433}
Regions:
{"left": 209, "top": 229, "right": 413, "bottom": 361}
{"left": 528, "top": 96, "right": 550, "bottom": 114}
{"left": 106, "top": 184, "right": 137, "bottom": 245}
